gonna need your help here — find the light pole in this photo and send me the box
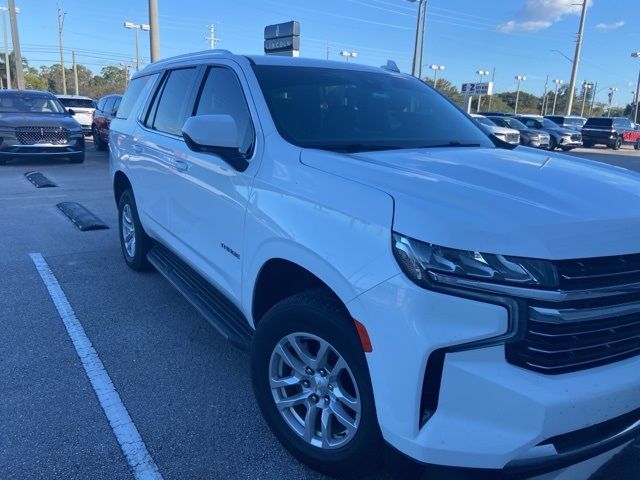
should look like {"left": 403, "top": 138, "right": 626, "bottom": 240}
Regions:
{"left": 566, "top": 0, "right": 589, "bottom": 115}
{"left": 0, "top": 6, "right": 18, "bottom": 89}
{"left": 551, "top": 79, "right": 563, "bottom": 115}
{"left": 476, "top": 69, "right": 489, "bottom": 112}
{"left": 607, "top": 87, "right": 618, "bottom": 117}
{"left": 148, "top": 0, "right": 160, "bottom": 62}
{"left": 429, "top": 64, "right": 444, "bottom": 88}
{"left": 632, "top": 52, "right": 640, "bottom": 123}
{"left": 514, "top": 75, "right": 526, "bottom": 114}
{"left": 407, "top": 0, "right": 427, "bottom": 79}
{"left": 124, "top": 21, "right": 150, "bottom": 71}
{"left": 340, "top": 50, "right": 357, "bottom": 62}
{"left": 580, "top": 81, "right": 592, "bottom": 117}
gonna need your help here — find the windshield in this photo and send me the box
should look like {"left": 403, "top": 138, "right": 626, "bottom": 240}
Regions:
{"left": 565, "top": 117, "right": 585, "bottom": 127}
{"left": 0, "top": 93, "right": 67, "bottom": 114}
{"left": 475, "top": 116, "right": 495, "bottom": 127}
{"left": 492, "top": 117, "right": 527, "bottom": 129}
{"left": 58, "top": 98, "right": 96, "bottom": 109}
{"left": 542, "top": 118, "right": 559, "bottom": 128}
{"left": 253, "top": 65, "right": 493, "bottom": 151}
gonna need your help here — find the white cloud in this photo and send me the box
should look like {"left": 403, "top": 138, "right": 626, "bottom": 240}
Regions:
{"left": 497, "top": 0, "right": 592, "bottom": 33}
{"left": 595, "top": 20, "right": 624, "bottom": 31}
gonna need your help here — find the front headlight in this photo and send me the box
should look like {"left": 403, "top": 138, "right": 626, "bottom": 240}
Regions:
{"left": 392, "top": 233, "right": 559, "bottom": 289}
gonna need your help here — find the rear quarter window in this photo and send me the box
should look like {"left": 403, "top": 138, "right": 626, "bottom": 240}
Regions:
{"left": 117, "top": 74, "right": 158, "bottom": 119}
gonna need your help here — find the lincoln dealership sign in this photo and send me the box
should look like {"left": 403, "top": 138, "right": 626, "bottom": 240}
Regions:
{"left": 264, "top": 21, "right": 300, "bottom": 56}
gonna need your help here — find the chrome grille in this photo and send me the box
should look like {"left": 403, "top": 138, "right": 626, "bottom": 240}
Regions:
{"left": 15, "top": 126, "right": 69, "bottom": 145}
{"left": 507, "top": 254, "right": 640, "bottom": 374}
{"left": 506, "top": 132, "right": 520, "bottom": 144}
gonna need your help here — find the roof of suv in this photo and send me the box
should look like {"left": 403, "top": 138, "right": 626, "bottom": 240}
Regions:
{"left": 56, "top": 94, "right": 94, "bottom": 100}
{"left": 134, "top": 50, "right": 397, "bottom": 79}
{"left": 0, "top": 89, "right": 56, "bottom": 97}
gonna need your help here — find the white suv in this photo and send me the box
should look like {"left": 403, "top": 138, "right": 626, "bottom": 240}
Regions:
{"left": 110, "top": 51, "right": 640, "bottom": 478}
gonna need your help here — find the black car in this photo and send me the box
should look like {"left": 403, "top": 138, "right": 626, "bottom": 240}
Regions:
{"left": 0, "top": 89, "right": 85, "bottom": 165}
{"left": 544, "top": 115, "right": 586, "bottom": 132}
{"left": 515, "top": 115, "right": 582, "bottom": 151}
{"left": 581, "top": 117, "right": 640, "bottom": 150}
{"left": 487, "top": 116, "right": 550, "bottom": 149}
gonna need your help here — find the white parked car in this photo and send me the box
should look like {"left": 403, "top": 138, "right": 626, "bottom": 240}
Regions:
{"left": 110, "top": 51, "right": 640, "bottom": 478}
{"left": 472, "top": 114, "right": 520, "bottom": 144}
{"left": 56, "top": 95, "right": 96, "bottom": 134}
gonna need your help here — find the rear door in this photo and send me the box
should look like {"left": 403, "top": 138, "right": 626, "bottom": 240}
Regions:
{"left": 168, "top": 62, "right": 259, "bottom": 301}
{"left": 98, "top": 96, "right": 115, "bottom": 141}
{"left": 131, "top": 66, "right": 201, "bottom": 243}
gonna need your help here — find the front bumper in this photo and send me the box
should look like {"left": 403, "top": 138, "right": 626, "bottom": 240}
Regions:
{"left": 347, "top": 274, "right": 640, "bottom": 472}
{"left": 0, "top": 136, "right": 84, "bottom": 156}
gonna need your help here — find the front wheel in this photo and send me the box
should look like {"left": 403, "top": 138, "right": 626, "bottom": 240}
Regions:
{"left": 93, "top": 126, "right": 107, "bottom": 151}
{"left": 251, "top": 291, "right": 383, "bottom": 478}
{"left": 613, "top": 136, "right": 623, "bottom": 150}
{"left": 635, "top": 140, "right": 639, "bottom": 151}
{"left": 118, "top": 189, "right": 151, "bottom": 271}
{"left": 69, "top": 151, "right": 85, "bottom": 163}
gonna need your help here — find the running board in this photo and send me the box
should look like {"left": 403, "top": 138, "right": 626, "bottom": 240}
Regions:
{"left": 147, "top": 244, "right": 253, "bottom": 350}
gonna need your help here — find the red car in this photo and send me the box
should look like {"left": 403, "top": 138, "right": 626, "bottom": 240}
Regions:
{"left": 91, "top": 94, "right": 122, "bottom": 151}
{"left": 582, "top": 116, "right": 640, "bottom": 150}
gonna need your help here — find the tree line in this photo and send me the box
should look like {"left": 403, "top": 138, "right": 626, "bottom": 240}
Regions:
{"left": 425, "top": 77, "right": 631, "bottom": 118}
{"left": 0, "top": 52, "right": 126, "bottom": 99}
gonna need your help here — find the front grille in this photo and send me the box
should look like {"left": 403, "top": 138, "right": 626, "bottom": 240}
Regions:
{"left": 571, "top": 133, "right": 582, "bottom": 142}
{"left": 15, "top": 126, "right": 69, "bottom": 145}
{"left": 507, "top": 254, "right": 640, "bottom": 374}
{"left": 506, "top": 132, "right": 520, "bottom": 143}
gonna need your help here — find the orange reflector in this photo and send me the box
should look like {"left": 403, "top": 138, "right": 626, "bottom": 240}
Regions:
{"left": 353, "top": 319, "right": 373, "bottom": 352}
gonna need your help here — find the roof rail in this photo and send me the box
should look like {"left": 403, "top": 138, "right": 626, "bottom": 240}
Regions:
{"left": 380, "top": 60, "right": 400, "bottom": 73}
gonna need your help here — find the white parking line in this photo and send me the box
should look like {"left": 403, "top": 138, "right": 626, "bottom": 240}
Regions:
{"left": 29, "top": 253, "right": 163, "bottom": 480}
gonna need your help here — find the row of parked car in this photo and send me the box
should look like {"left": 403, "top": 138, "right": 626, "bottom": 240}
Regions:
{"left": 474, "top": 112, "right": 640, "bottom": 151}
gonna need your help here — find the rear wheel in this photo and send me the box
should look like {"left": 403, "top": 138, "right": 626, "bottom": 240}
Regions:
{"left": 635, "top": 140, "right": 639, "bottom": 151}
{"left": 118, "top": 189, "right": 151, "bottom": 271}
{"left": 92, "top": 126, "right": 107, "bottom": 151}
{"left": 251, "top": 291, "right": 383, "bottom": 478}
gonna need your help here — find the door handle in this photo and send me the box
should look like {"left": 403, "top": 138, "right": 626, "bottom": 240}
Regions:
{"left": 171, "top": 159, "right": 189, "bottom": 172}
{"left": 132, "top": 144, "right": 143, "bottom": 154}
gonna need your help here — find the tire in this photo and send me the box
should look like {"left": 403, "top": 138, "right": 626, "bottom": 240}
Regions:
{"left": 93, "top": 126, "right": 107, "bottom": 151}
{"left": 613, "top": 136, "right": 623, "bottom": 150}
{"left": 635, "top": 140, "right": 640, "bottom": 151}
{"left": 69, "top": 151, "right": 85, "bottom": 163}
{"left": 251, "top": 291, "right": 383, "bottom": 478}
{"left": 548, "top": 136, "right": 557, "bottom": 151}
{"left": 118, "top": 189, "right": 152, "bottom": 271}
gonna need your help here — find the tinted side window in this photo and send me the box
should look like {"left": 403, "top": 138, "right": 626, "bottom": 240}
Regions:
{"left": 194, "top": 67, "right": 254, "bottom": 155}
{"left": 112, "top": 97, "right": 121, "bottom": 115}
{"left": 117, "top": 75, "right": 157, "bottom": 119}
{"left": 97, "top": 97, "right": 106, "bottom": 112}
{"left": 150, "top": 68, "right": 198, "bottom": 135}
{"left": 103, "top": 97, "right": 115, "bottom": 116}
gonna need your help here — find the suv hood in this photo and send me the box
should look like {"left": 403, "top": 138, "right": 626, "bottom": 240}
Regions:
{"left": 0, "top": 113, "right": 82, "bottom": 130}
{"left": 301, "top": 147, "right": 640, "bottom": 259}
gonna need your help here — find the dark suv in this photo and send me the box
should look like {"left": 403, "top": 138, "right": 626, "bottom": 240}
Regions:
{"left": 544, "top": 115, "right": 586, "bottom": 132}
{"left": 92, "top": 94, "right": 122, "bottom": 151}
{"left": 582, "top": 117, "right": 640, "bottom": 150}
{"left": 0, "top": 89, "right": 85, "bottom": 164}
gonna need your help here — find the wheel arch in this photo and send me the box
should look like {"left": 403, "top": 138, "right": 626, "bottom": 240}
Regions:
{"left": 113, "top": 170, "right": 132, "bottom": 206}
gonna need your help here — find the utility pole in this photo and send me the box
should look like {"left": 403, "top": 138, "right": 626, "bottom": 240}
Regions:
{"left": 487, "top": 67, "right": 496, "bottom": 110}
{"left": 72, "top": 50, "right": 78, "bottom": 96}
{"left": 540, "top": 75, "right": 549, "bottom": 115}
{"left": 0, "top": 7, "right": 11, "bottom": 89}
{"left": 552, "top": 79, "right": 563, "bottom": 115}
{"left": 57, "top": 5, "right": 67, "bottom": 94}
{"left": 589, "top": 80, "right": 597, "bottom": 117}
{"left": 409, "top": 0, "right": 426, "bottom": 79}
{"left": 148, "top": 0, "right": 160, "bottom": 62}
{"left": 566, "top": 0, "right": 588, "bottom": 115}
{"left": 8, "top": 0, "right": 23, "bottom": 89}
{"left": 632, "top": 52, "right": 640, "bottom": 123}
{"left": 205, "top": 23, "right": 220, "bottom": 49}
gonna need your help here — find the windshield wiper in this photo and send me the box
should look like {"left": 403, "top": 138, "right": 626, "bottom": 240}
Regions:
{"left": 419, "top": 142, "right": 482, "bottom": 148}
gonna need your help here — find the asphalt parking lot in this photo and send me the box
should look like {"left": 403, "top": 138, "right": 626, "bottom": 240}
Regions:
{"left": 1, "top": 143, "right": 639, "bottom": 480}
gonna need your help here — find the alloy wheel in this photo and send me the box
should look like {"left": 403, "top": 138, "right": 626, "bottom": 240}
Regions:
{"left": 121, "top": 204, "right": 136, "bottom": 258}
{"left": 269, "top": 333, "right": 361, "bottom": 450}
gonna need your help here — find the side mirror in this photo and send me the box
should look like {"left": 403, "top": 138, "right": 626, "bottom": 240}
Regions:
{"left": 182, "top": 114, "right": 248, "bottom": 171}
{"left": 67, "top": 108, "right": 76, "bottom": 116}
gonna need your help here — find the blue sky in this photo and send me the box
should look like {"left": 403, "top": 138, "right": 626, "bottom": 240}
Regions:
{"left": 9, "top": 0, "right": 640, "bottom": 107}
